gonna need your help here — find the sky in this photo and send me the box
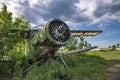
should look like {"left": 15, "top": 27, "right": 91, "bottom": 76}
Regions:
{"left": 0, "top": 0, "right": 120, "bottom": 48}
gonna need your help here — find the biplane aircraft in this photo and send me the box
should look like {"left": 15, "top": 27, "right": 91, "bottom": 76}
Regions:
{"left": 1, "top": 18, "right": 102, "bottom": 67}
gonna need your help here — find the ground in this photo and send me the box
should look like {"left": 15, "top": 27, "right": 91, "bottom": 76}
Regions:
{"left": 87, "top": 50, "right": 120, "bottom": 80}
{"left": 106, "top": 59, "right": 120, "bottom": 80}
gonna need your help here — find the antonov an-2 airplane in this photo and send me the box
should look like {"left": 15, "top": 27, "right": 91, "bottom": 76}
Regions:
{"left": 1, "top": 18, "right": 102, "bottom": 68}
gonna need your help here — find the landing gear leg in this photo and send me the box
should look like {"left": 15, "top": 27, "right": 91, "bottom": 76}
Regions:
{"left": 60, "top": 55, "right": 68, "bottom": 68}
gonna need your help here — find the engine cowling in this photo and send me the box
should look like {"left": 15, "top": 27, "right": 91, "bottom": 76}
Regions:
{"left": 45, "top": 19, "right": 70, "bottom": 46}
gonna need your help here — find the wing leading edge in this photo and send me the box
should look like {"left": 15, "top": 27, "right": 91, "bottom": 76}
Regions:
{"left": 70, "top": 30, "right": 103, "bottom": 37}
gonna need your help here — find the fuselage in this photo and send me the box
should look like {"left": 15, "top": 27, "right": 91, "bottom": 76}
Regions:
{"left": 26, "top": 19, "right": 70, "bottom": 59}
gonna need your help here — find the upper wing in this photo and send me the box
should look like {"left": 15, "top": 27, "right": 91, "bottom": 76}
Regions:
{"left": 70, "top": 30, "right": 102, "bottom": 37}
{"left": 7, "top": 28, "right": 40, "bottom": 38}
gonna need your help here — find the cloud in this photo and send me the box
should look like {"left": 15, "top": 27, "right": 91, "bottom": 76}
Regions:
{"left": 92, "top": 0, "right": 120, "bottom": 26}
{"left": 93, "top": 0, "right": 120, "bottom": 18}
{"left": 0, "top": 0, "right": 120, "bottom": 27}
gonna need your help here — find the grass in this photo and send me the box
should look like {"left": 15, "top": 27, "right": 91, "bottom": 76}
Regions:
{"left": 87, "top": 50, "right": 120, "bottom": 68}
{"left": 24, "top": 53, "right": 108, "bottom": 80}
{"left": 86, "top": 50, "right": 120, "bottom": 60}
{"left": 1, "top": 49, "right": 120, "bottom": 80}
{"left": 24, "top": 50, "right": 120, "bottom": 80}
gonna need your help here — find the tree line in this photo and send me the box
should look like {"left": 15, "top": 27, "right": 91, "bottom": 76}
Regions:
{"left": 108, "top": 43, "right": 120, "bottom": 50}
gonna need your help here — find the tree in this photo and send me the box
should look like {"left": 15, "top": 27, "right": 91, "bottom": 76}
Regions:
{"left": 0, "top": 3, "right": 30, "bottom": 58}
{"left": 78, "top": 37, "right": 84, "bottom": 49}
{"left": 109, "top": 46, "right": 111, "bottom": 48}
{"left": 65, "top": 37, "right": 78, "bottom": 50}
{"left": 0, "top": 3, "right": 30, "bottom": 76}
{"left": 116, "top": 43, "right": 120, "bottom": 48}
{"left": 88, "top": 43, "right": 92, "bottom": 47}
{"left": 112, "top": 45, "right": 116, "bottom": 50}
{"left": 84, "top": 41, "right": 89, "bottom": 47}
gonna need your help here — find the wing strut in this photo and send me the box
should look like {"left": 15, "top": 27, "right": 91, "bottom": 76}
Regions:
{"left": 56, "top": 46, "right": 98, "bottom": 56}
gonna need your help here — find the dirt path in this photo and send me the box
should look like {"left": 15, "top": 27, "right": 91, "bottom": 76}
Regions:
{"left": 107, "top": 67, "right": 120, "bottom": 80}
{"left": 106, "top": 59, "right": 120, "bottom": 80}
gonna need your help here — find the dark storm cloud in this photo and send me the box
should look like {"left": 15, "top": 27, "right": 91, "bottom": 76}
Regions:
{"left": 94, "top": 1, "right": 120, "bottom": 18}
{"left": 72, "top": 14, "right": 92, "bottom": 23}
{"left": 37, "top": 0, "right": 78, "bottom": 20}
{"left": 8, "top": 0, "right": 119, "bottom": 26}
{"left": 14, "top": 0, "right": 91, "bottom": 24}
{"left": 17, "top": 1, "right": 41, "bottom": 24}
